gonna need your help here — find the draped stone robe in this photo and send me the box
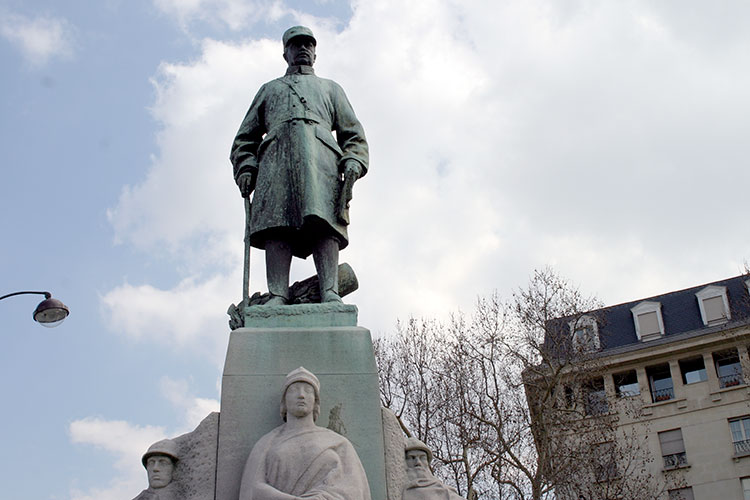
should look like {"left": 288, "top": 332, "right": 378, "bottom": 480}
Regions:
{"left": 131, "top": 483, "right": 180, "bottom": 500}
{"left": 402, "top": 477, "right": 465, "bottom": 500}
{"left": 239, "top": 425, "right": 371, "bottom": 500}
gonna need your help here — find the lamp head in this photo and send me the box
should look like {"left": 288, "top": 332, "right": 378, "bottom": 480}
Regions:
{"left": 33, "top": 295, "right": 70, "bottom": 327}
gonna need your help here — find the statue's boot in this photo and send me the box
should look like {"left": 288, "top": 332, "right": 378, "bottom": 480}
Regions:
{"left": 313, "top": 237, "right": 342, "bottom": 303}
{"left": 265, "top": 239, "right": 292, "bottom": 305}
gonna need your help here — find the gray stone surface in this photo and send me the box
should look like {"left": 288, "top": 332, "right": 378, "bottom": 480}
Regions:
{"left": 132, "top": 483, "right": 180, "bottom": 500}
{"left": 403, "top": 438, "right": 465, "bottom": 500}
{"left": 216, "top": 325, "right": 385, "bottom": 500}
{"left": 382, "top": 408, "right": 408, "bottom": 500}
{"left": 133, "top": 439, "right": 179, "bottom": 500}
{"left": 172, "top": 412, "right": 219, "bottom": 500}
{"left": 239, "top": 368, "right": 371, "bottom": 500}
{"left": 134, "top": 413, "right": 218, "bottom": 500}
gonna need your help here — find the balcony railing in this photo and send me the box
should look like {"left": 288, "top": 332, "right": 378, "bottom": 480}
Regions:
{"left": 652, "top": 387, "right": 675, "bottom": 402}
{"left": 734, "top": 439, "right": 750, "bottom": 455}
{"left": 595, "top": 462, "right": 618, "bottom": 482}
{"left": 663, "top": 452, "right": 687, "bottom": 469}
{"left": 719, "top": 372, "right": 744, "bottom": 388}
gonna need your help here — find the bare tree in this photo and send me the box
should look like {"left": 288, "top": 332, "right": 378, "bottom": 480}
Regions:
{"left": 375, "top": 268, "right": 672, "bottom": 500}
{"left": 375, "top": 315, "right": 491, "bottom": 500}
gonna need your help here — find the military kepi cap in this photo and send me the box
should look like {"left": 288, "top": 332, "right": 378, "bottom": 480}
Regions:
{"left": 283, "top": 26, "right": 317, "bottom": 47}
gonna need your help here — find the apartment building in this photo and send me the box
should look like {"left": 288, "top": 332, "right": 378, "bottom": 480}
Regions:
{"left": 543, "top": 274, "right": 750, "bottom": 500}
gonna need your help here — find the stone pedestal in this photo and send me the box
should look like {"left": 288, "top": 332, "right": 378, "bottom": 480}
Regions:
{"left": 215, "top": 304, "right": 386, "bottom": 500}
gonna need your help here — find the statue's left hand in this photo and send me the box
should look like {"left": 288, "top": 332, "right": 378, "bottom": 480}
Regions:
{"left": 343, "top": 160, "right": 362, "bottom": 181}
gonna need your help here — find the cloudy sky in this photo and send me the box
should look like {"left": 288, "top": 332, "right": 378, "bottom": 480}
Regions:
{"left": 1, "top": 0, "right": 749, "bottom": 498}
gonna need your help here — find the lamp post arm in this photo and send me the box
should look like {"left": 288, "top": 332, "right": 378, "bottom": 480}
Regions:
{"left": 0, "top": 291, "right": 69, "bottom": 327}
{"left": 0, "top": 291, "right": 51, "bottom": 301}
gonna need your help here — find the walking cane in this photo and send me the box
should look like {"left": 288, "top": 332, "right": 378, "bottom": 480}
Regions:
{"left": 242, "top": 196, "right": 252, "bottom": 303}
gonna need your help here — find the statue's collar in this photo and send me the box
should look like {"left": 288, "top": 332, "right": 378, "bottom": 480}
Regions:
{"left": 286, "top": 65, "right": 315, "bottom": 75}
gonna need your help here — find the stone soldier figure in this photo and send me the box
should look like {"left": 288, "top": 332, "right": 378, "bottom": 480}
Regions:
{"left": 231, "top": 26, "right": 369, "bottom": 305}
{"left": 239, "top": 367, "right": 371, "bottom": 500}
{"left": 133, "top": 439, "right": 180, "bottom": 500}
{"left": 402, "top": 437, "right": 465, "bottom": 500}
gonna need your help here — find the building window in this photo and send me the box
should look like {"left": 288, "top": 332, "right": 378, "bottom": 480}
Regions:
{"left": 613, "top": 370, "right": 640, "bottom": 397}
{"left": 714, "top": 348, "right": 744, "bottom": 388}
{"left": 695, "top": 285, "right": 730, "bottom": 326}
{"left": 564, "top": 385, "right": 574, "bottom": 409}
{"left": 730, "top": 417, "right": 750, "bottom": 456}
{"left": 668, "top": 487, "right": 694, "bottom": 500}
{"left": 647, "top": 363, "right": 674, "bottom": 402}
{"left": 658, "top": 428, "right": 687, "bottom": 469}
{"left": 583, "top": 377, "right": 608, "bottom": 416}
{"left": 593, "top": 441, "right": 617, "bottom": 482}
{"left": 569, "top": 315, "right": 600, "bottom": 352}
{"left": 742, "top": 477, "right": 750, "bottom": 500}
{"left": 679, "top": 356, "right": 707, "bottom": 384}
{"left": 630, "top": 301, "right": 665, "bottom": 341}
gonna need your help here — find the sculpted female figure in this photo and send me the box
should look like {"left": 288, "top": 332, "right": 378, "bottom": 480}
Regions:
{"left": 239, "top": 367, "right": 371, "bottom": 500}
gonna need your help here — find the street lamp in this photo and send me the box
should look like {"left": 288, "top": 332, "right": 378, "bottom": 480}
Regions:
{"left": 0, "top": 291, "right": 70, "bottom": 327}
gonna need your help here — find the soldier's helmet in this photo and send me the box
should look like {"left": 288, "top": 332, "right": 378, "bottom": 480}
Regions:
{"left": 404, "top": 437, "right": 433, "bottom": 463}
{"left": 141, "top": 439, "right": 179, "bottom": 468}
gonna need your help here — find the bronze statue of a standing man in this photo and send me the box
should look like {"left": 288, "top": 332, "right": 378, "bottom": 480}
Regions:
{"left": 231, "top": 26, "right": 369, "bottom": 305}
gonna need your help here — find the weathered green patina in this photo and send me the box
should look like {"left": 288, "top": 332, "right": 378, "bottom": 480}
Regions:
{"left": 231, "top": 69, "right": 368, "bottom": 256}
{"left": 230, "top": 26, "right": 368, "bottom": 304}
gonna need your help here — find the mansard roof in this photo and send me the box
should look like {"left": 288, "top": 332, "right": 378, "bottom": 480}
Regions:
{"left": 546, "top": 274, "right": 750, "bottom": 355}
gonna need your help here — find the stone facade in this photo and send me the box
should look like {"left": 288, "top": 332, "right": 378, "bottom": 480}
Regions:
{"left": 535, "top": 275, "right": 750, "bottom": 500}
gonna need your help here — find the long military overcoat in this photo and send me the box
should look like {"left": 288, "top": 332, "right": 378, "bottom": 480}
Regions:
{"left": 231, "top": 66, "right": 368, "bottom": 258}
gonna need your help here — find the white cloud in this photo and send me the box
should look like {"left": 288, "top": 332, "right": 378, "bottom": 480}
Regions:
{"left": 69, "top": 381, "right": 218, "bottom": 500}
{"left": 0, "top": 13, "right": 75, "bottom": 66}
{"left": 108, "top": 0, "right": 750, "bottom": 342}
{"left": 153, "top": 0, "right": 291, "bottom": 31}
{"left": 160, "top": 376, "right": 220, "bottom": 430}
{"left": 87, "top": 1, "right": 750, "bottom": 496}
{"left": 69, "top": 418, "right": 166, "bottom": 500}
{"left": 107, "top": 38, "right": 279, "bottom": 258}
{"left": 100, "top": 271, "right": 238, "bottom": 364}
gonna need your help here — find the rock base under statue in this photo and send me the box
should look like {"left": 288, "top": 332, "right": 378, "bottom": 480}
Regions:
{"left": 242, "top": 301, "right": 358, "bottom": 328}
{"left": 216, "top": 304, "right": 386, "bottom": 500}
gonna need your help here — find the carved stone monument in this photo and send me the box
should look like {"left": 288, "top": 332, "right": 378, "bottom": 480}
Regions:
{"left": 131, "top": 26, "right": 405, "bottom": 500}
{"left": 132, "top": 439, "right": 180, "bottom": 500}
{"left": 216, "top": 303, "right": 386, "bottom": 500}
{"left": 239, "top": 367, "right": 371, "bottom": 500}
{"left": 132, "top": 414, "right": 219, "bottom": 500}
{"left": 402, "top": 438, "right": 465, "bottom": 500}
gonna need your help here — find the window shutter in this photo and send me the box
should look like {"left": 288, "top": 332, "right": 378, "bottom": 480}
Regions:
{"left": 639, "top": 311, "right": 661, "bottom": 336}
{"left": 659, "top": 429, "right": 685, "bottom": 456}
{"left": 703, "top": 295, "right": 726, "bottom": 322}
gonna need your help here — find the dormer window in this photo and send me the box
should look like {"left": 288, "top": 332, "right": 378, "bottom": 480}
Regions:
{"left": 631, "top": 301, "right": 664, "bottom": 341}
{"left": 695, "top": 285, "right": 730, "bottom": 326}
{"left": 569, "top": 315, "right": 599, "bottom": 351}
